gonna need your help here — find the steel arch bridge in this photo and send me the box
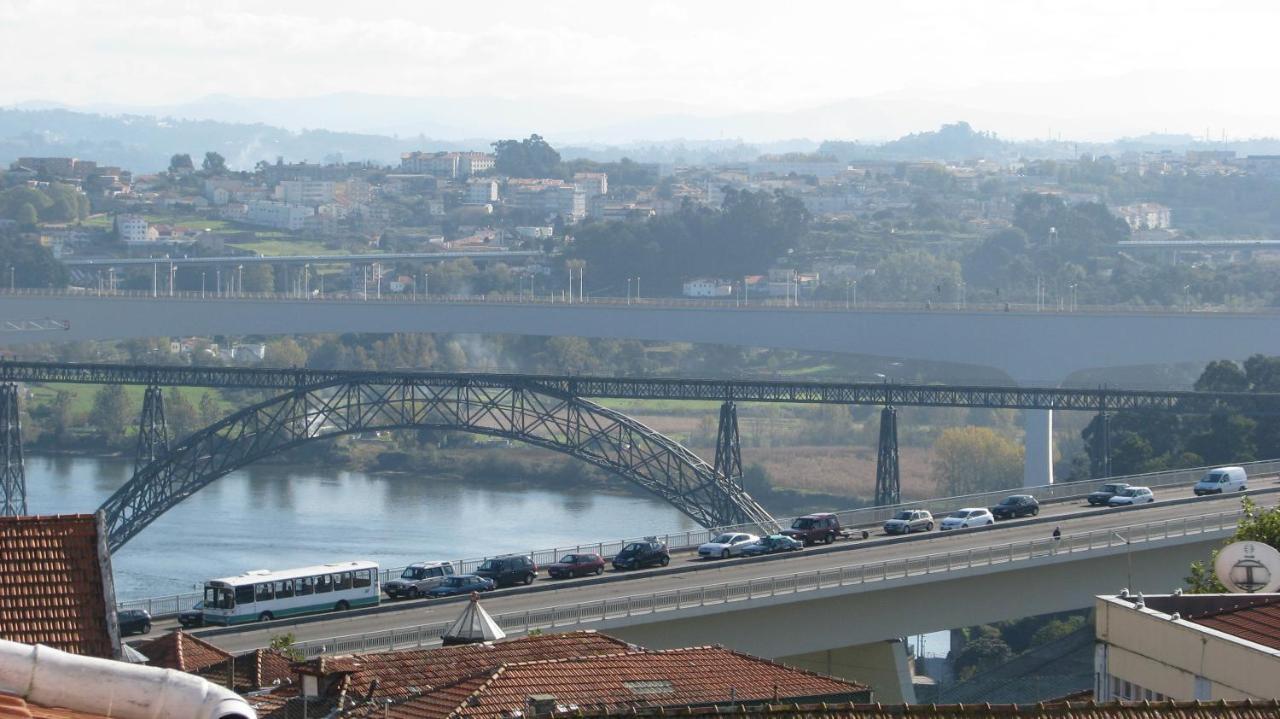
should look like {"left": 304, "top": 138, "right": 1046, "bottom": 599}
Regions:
{"left": 98, "top": 376, "right": 776, "bottom": 552}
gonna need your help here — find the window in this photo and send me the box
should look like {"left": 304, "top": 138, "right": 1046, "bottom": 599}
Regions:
{"left": 297, "top": 577, "right": 315, "bottom": 597}
{"left": 256, "top": 583, "right": 274, "bottom": 602}
{"left": 235, "top": 585, "right": 255, "bottom": 606}
{"left": 444, "top": 564, "right": 455, "bottom": 575}
{"left": 336, "top": 572, "right": 353, "bottom": 591}
{"left": 428, "top": 566, "right": 444, "bottom": 578}
{"left": 353, "top": 569, "right": 372, "bottom": 588}
{"left": 316, "top": 574, "right": 333, "bottom": 594}
{"left": 275, "top": 580, "right": 294, "bottom": 599}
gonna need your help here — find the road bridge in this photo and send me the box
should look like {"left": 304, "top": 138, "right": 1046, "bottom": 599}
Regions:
{"left": 190, "top": 491, "right": 1261, "bottom": 701}
{"left": 62, "top": 250, "right": 541, "bottom": 268}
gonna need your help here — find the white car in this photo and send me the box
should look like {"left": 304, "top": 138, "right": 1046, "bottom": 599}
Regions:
{"left": 1108, "top": 486, "right": 1155, "bottom": 506}
{"left": 698, "top": 532, "right": 759, "bottom": 559}
{"left": 939, "top": 508, "right": 995, "bottom": 531}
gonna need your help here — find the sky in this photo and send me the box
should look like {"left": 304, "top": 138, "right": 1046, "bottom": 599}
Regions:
{"left": 3, "top": 0, "right": 1280, "bottom": 140}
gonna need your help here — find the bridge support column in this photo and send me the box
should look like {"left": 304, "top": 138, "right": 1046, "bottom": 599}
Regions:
{"left": 713, "top": 402, "right": 744, "bottom": 520}
{"left": 1100, "top": 411, "right": 1112, "bottom": 477}
{"left": 0, "top": 383, "right": 25, "bottom": 516}
{"left": 778, "top": 640, "right": 917, "bottom": 703}
{"left": 134, "top": 385, "right": 169, "bottom": 475}
{"left": 875, "top": 406, "right": 900, "bottom": 506}
{"left": 1023, "top": 409, "right": 1054, "bottom": 487}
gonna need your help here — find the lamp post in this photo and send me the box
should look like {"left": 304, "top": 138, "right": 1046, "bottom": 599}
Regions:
{"left": 201, "top": 272, "right": 206, "bottom": 299}
{"left": 627, "top": 278, "right": 632, "bottom": 305}
{"left": 852, "top": 279, "right": 857, "bottom": 309}
{"left": 1112, "top": 531, "right": 1133, "bottom": 592}
{"left": 237, "top": 264, "right": 243, "bottom": 297}
{"left": 215, "top": 267, "right": 221, "bottom": 298}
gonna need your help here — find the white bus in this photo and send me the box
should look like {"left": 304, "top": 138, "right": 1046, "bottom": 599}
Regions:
{"left": 201, "top": 560, "right": 380, "bottom": 625}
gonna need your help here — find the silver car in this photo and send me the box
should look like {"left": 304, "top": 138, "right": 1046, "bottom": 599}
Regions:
{"left": 883, "top": 509, "right": 934, "bottom": 534}
{"left": 383, "top": 561, "right": 457, "bottom": 599}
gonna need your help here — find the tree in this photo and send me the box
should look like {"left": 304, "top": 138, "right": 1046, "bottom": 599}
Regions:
{"left": 47, "top": 390, "right": 74, "bottom": 446}
{"left": 88, "top": 385, "right": 131, "bottom": 447}
{"left": 932, "top": 426, "right": 1024, "bottom": 496}
{"left": 491, "top": 134, "right": 561, "bottom": 178}
{"left": 1195, "top": 360, "right": 1249, "bottom": 392}
{"left": 0, "top": 231, "right": 69, "bottom": 287}
{"left": 202, "top": 151, "right": 227, "bottom": 175}
{"left": 1188, "top": 498, "right": 1280, "bottom": 592}
{"left": 198, "top": 392, "right": 222, "bottom": 427}
{"left": 165, "top": 390, "right": 199, "bottom": 439}
{"left": 14, "top": 202, "right": 37, "bottom": 228}
{"left": 952, "top": 635, "right": 1013, "bottom": 681}
{"left": 168, "top": 153, "right": 194, "bottom": 174}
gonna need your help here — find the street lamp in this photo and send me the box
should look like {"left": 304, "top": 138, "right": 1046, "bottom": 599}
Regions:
{"left": 1183, "top": 284, "right": 1192, "bottom": 310}
{"left": 627, "top": 278, "right": 633, "bottom": 305}
{"left": 1069, "top": 283, "right": 1078, "bottom": 312}
{"left": 237, "top": 264, "right": 243, "bottom": 297}
{"left": 1112, "top": 531, "right": 1133, "bottom": 592}
{"left": 201, "top": 272, "right": 206, "bottom": 299}
{"left": 852, "top": 279, "right": 857, "bottom": 309}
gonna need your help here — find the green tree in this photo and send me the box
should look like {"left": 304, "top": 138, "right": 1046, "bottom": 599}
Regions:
{"left": 1029, "top": 616, "right": 1087, "bottom": 646}
{"left": 931, "top": 426, "right": 1024, "bottom": 496}
{"left": 240, "top": 264, "right": 274, "bottom": 293}
{"left": 952, "top": 635, "right": 1013, "bottom": 681}
{"left": 202, "top": 151, "right": 227, "bottom": 174}
{"left": 14, "top": 202, "right": 37, "bottom": 228}
{"left": 198, "top": 392, "right": 222, "bottom": 427}
{"left": 47, "top": 390, "right": 74, "bottom": 446}
{"left": 88, "top": 385, "right": 132, "bottom": 447}
{"left": 168, "top": 153, "right": 194, "bottom": 174}
{"left": 165, "top": 390, "right": 198, "bottom": 439}
{"left": 491, "top": 134, "right": 561, "bottom": 178}
{"left": 1188, "top": 498, "right": 1280, "bottom": 592}
{"left": 0, "top": 231, "right": 69, "bottom": 287}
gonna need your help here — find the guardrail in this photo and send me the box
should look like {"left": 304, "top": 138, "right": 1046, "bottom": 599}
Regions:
{"left": 289, "top": 505, "right": 1245, "bottom": 658}
{"left": 115, "top": 458, "right": 1280, "bottom": 619}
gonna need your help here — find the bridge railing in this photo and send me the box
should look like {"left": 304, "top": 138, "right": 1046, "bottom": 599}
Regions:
{"left": 289, "top": 504, "right": 1244, "bottom": 658}
{"left": 115, "top": 458, "right": 1280, "bottom": 619}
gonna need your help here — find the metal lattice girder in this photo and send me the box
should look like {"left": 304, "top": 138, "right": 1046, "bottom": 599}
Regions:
{"left": 711, "top": 402, "right": 745, "bottom": 526}
{"left": 0, "top": 360, "right": 1277, "bottom": 414}
{"left": 874, "top": 406, "right": 900, "bottom": 507}
{"left": 0, "top": 383, "right": 25, "bottom": 516}
{"left": 134, "top": 385, "right": 169, "bottom": 476}
{"left": 100, "top": 378, "right": 778, "bottom": 552}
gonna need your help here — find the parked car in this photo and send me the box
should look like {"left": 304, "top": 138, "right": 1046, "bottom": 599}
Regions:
{"left": 177, "top": 601, "right": 204, "bottom": 628}
{"left": 117, "top": 609, "right": 152, "bottom": 636}
{"left": 1108, "top": 486, "right": 1155, "bottom": 506}
{"left": 740, "top": 534, "right": 804, "bottom": 556}
{"left": 426, "top": 574, "right": 496, "bottom": 598}
{"left": 547, "top": 553, "right": 605, "bottom": 579}
{"left": 384, "top": 561, "right": 457, "bottom": 599}
{"left": 1087, "top": 482, "right": 1130, "bottom": 506}
{"left": 698, "top": 532, "right": 760, "bottom": 559}
{"left": 883, "top": 510, "right": 934, "bottom": 535}
{"left": 612, "top": 539, "right": 670, "bottom": 570}
{"left": 939, "top": 508, "right": 995, "bottom": 531}
{"left": 1194, "top": 466, "right": 1248, "bottom": 496}
{"left": 781, "top": 513, "right": 846, "bottom": 545}
{"left": 474, "top": 555, "right": 537, "bottom": 587}
{"left": 991, "top": 495, "right": 1040, "bottom": 520}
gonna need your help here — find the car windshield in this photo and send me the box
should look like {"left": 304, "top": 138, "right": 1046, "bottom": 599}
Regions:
{"left": 477, "top": 560, "right": 499, "bottom": 571}
{"left": 1000, "top": 497, "right": 1020, "bottom": 505}
{"left": 791, "top": 518, "right": 817, "bottom": 529}
{"left": 559, "top": 555, "right": 579, "bottom": 563}
{"left": 621, "top": 543, "right": 644, "bottom": 553}
{"left": 893, "top": 511, "right": 912, "bottom": 520}
{"left": 443, "top": 576, "right": 468, "bottom": 587}
{"left": 711, "top": 534, "right": 734, "bottom": 543}
{"left": 401, "top": 567, "right": 426, "bottom": 580}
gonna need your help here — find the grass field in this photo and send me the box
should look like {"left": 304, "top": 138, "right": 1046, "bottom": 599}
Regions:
{"left": 25, "top": 384, "right": 232, "bottom": 419}
{"left": 225, "top": 238, "right": 343, "bottom": 256}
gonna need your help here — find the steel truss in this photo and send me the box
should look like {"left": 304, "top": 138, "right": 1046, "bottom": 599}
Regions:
{"left": 0, "top": 384, "right": 24, "bottom": 516}
{"left": 874, "top": 407, "right": 900, "bottom": 506}
{"left": 100, "top": 378, "right": 777, "bottom": 552}
{"left": 134, "top": 385, "right": 169, "bottom": 476}
{"left": 0, "top": 360, "right": 1276, "bottom": 413}
{"left": 712, "top": 402, "right": 744, "bottom": 523}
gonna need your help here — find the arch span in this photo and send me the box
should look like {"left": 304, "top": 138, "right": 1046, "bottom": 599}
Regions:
{"left": 99, "top": 376, "right": 776, "bottom": 552}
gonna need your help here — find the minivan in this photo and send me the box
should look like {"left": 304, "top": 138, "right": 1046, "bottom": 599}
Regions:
{"left": 474, "top": 555, "right": 537, "bottom": 587}
{"left": 383, "top": 561, "right": 457, "bottom": 599}
{"left": 1194, "top": 466, "right": 1248, "bottom": 496}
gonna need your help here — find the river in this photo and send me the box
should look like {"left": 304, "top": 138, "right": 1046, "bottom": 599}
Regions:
{"left": 25, "top": 454, "right": 699, "bottom": 601}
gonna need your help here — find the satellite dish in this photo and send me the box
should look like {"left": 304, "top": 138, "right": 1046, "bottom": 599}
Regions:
{"left": 1214, "top": 542, "right": 1280, "bottom": 593}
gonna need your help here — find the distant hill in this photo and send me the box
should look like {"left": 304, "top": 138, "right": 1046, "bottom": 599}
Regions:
{"left": 819, "top": 121, "right": 1012, "bottom": 162}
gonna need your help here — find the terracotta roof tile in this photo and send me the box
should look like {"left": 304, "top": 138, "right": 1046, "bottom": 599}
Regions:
{"left": 0, "top": 692, "right": 111, "bottom": 719}
{"left": 1187, "top": 596, "right": 1280, "bottom": 649}
{"left": 134, "top": 629, "right": 232, "bottom": 673}
{"left": 560, "top": 699, "right": 1280, "bottom": 719}
{"left": 0, "top": 515, "right": 114, "bottom": 658}
{"left": 370, "top": 646, "right": 869, "bottom": 719}
{"left": 196, "top": 647, "right": 296, "bottom": 692}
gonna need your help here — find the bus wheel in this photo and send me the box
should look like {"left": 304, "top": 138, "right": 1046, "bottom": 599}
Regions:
{"left": 258, "top": 612, "right": 273, "bottom": 622}
{"left": 335, "top": 600, "right": 350, "bottom": 612}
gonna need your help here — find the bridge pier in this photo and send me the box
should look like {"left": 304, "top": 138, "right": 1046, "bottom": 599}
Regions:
{"left": 134, "top": 385, "right": 169, "bottom": 475}
{"left": 779, "top": 640, "right": 916, "bottom": 704}
{"left": 1023, "top": 409, "right": 1054, "bottom": 487}
{"left": 0, "top": 383, "right": 25, "bottom": 516}
{"left": 874, "top": 406, "right": 900, "bottom": 505}
{"left": 712, "top": 401, "right": 744, "bottom": 522}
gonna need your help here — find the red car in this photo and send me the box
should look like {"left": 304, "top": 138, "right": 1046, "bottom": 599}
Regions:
{"left": 547, "top": 553, "right": 605, "bottom": 579}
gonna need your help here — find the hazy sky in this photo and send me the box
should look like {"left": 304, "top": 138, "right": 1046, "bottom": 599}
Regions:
{"left": 3, "top": 0, "right": 1279, "bottom": 139}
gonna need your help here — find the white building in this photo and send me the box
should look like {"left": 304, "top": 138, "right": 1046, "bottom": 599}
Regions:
{"left": 116, "top": 214, "right": 156, "bottom": 244}
{"left": 1115, "top": 202, "right": 1172, "bottom": 231}
{"left": 574, "top": 172, "right": 608, "bottom": 198}
{"left": 682, "top": 278, "right": 733, "bottom": 298}
{"left": 244, "top": 201, "right": 314, "bottom": 231}
{"left": 400, "top": 151, "right": 496, "bottom": 179}
{"left": 275, "top": 180, "right": 336, "bottom": 205}
{"left": 466, "top": 178, "right": 499, "bottom": 205}
{"left": 506, "top": 180, "right": 586, "bottom": 222}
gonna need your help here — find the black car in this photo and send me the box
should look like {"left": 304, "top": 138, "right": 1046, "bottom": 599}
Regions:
{"left": 426, "top": 574, "right": 496, "bottom": 598}
{"left": 117, "top": 609, "right": 152, "bottom": 636}
{"left": 1087, "top": 482, "right": 1130, "bottom": 506}
{"left": 611, "top": 540, "right": 670, "bottom": 570}
{"left": 177, "top": 600, "right": 204, "bottom": 628}
{"left": 991, "top": 494, "right": 1040, "bottom": 520}
{"left": 474, "top": 555, "right": 537, "bottom": 587}
{"left": 740, "top": 535, "right": 804, "bottom": 556}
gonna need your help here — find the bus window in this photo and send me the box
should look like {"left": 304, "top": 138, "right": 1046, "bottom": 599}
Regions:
{"left": 315, "top": 575, "right": 332, "bottom": 593}
{"left": 256, "top": 583, "right": 274, "bottom": 602}
{"left": 235, "top": 585, "right": 254, "bottom": 606}
{"left": 297, "top": 577, "right": 315, "bottom": 596}
{"left": 353, "top": 569, "right": 372, "bottom": 588}
{"left": 335, "top": 572, "right": 353, "bottom": 591}
{"left": 275, "top": 580, "right": 294, "bottom": 599}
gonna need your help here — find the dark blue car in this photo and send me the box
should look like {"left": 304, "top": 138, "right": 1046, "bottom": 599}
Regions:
{"left": 740, "top": 534, "right": 803, "bottom": 556}
{"left": 426, "top": 574, "right": 496, "bottom": 598}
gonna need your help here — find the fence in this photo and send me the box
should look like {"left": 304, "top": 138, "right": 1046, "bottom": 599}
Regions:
{"left": 289, "top": 505, "right": 1244, "bottom": 658}
{"left": 114, "top": 458, "right": 1280, "bottom": 618}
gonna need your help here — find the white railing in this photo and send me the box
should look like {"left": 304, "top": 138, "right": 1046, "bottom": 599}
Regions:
{"left": 288, "top": 505, "right": 1244, "bottom": 658}
{"left": 116, "top": 458, "right": 1280, "bottom": 618}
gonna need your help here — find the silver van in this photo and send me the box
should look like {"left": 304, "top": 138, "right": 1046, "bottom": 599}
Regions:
{"left": 1194, "top": 466, "right": 1247, "bottom": 496}
{"left": 383, "top": 561, "right": 457, "bottom": 599}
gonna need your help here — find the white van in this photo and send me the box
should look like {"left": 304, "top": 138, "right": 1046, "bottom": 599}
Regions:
{"left": 1194, "top": 466, "right": 1248, "bottom": 496}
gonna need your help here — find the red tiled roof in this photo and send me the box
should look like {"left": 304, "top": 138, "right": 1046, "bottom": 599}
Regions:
{"left": 196, "top": 648, "right": 296, "bottom": 692}
{"left": 373, "top": 646, "right": 869, "bottom": 719}
{"left": 0, "top": 515, "right": 114, "bottom": 657}
{"left": 134, "top": 629, "right": 232, "bottom": 673}
{"left": 0, "top": 693, "right": 110, "bottom": 719}
{"left": 1187, "top": 596, "right": 1280, "bottom": 649}
{"left": 562, "top": 700, "right": 1280, "bottom": 719}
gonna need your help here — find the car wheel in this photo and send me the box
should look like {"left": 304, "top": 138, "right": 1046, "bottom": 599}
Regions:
{"left": 660, "top": 555, "right": 669, "bottom": 566}
{"left": 926, "top": 522, "right": 934, "bottom": 531}
{"left": 720, "top": 549, "right": 730, "bottom": 559}
{"left": 596, "top": 566, "right": 604, "bottom": 575}
{"left": 259, "top": 612, "right": 274, "bottom": 622}
{"left": 524, "top": 573, "right": 535, "bottom": 585}
{"left": 408, "top": 587, "right": 421, "bottom": 599}
{"left": 142, "top": 623, "right": 151, "bottom": 634}
{"left": 335, "top": 600, "right": 350, "bottom": 612}
{"left": 1031, "top": 507, "right": 1039, "bottom": 516}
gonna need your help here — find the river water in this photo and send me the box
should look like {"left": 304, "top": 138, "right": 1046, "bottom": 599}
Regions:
{"left": 25, "top": 454, "right": 698, "bottom": 601}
